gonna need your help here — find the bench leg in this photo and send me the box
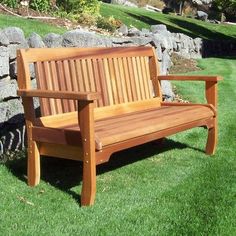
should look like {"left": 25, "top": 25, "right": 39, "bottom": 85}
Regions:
{"left": 81, "top": 156, "right": 96, "bottom": 206}
{"left": 205, "top": 118, "right": 217, "bottom": 155}
{"left": 27, "top": 141, "right": 40, "bottom": 186}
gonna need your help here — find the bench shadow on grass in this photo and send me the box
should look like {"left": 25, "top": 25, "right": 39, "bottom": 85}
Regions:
{"left": 5, "top": 138, "right": 204, "bottom": 205}
{"left": 126, "top": 12, "right": 236, "bottom": 41}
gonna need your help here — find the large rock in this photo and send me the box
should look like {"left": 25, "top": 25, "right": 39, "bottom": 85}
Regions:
{"left": 0, "top": 46, "right": 9, "bottom": 77}
{"left": 161, "top": 80, "right": 174, "bottom": 101}
{"left": 196, "top": 11, "right": 208, "bottom": 21}
{"left": 0, "top": 102, "right": 9, "bottom": 126}
{"left": 116, "top": 24, "right": 128, "bottom": 36}
{"left": 152, "top": 33, "right": 173, "bottom": 52}
{"left": 160, "top": 49, "right": 172, "bottom": 74}
{"left": 1, "top": 27, "right": 26, "bottom": 45}
{"left": 6, "top": 98, "right": 24, "bottom": 124}
{"left": 43, "top": 33, "right": 63, "bottom": 48}
{"left": 129, "top": 37, "right": 152, "bottom": 46}
{"left": 1, "top": 27, "right": 28, "bottom": 59}
{"left": 0, "top": 79, "right": 18, "bottom": 100}
{"left": 127, "top": 27, "right": 141, "bottom": 37}
{"left": 0, "top": 30, "right": 10, "bottom": 46}
{"left": 62, "top": 30, "right": 112, "bottom": 47}
{"left": 28, "top": 33, "right": 45, "bottom": 48}
{"left": 150, "top": 24, "right": 168, "bottom": 34}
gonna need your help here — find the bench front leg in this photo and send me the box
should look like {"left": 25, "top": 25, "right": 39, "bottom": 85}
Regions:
{"left": 205, "top": 81, "right": 218, "bottom": 155}
{"left": 78, "top": 100, "right": 96, "bottom": 206}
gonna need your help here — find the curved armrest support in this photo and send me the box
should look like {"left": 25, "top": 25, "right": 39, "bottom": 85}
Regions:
{"left": 157, "top": 75, "right": 223, "bottom": 109}
{"left": 17, "top": 89, "right": 101, "bottom": 101}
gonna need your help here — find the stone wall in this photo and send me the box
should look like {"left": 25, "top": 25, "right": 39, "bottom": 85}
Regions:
{"left": 0, "top": 25, "right": 203, "bottom": 154}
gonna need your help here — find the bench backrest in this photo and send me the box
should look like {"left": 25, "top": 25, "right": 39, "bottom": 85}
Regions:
{"left": 17, "top": 47, "right": 161, "bottom": 117}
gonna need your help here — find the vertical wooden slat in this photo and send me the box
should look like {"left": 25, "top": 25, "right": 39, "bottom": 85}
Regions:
{"left": 97, "top": 58, "right": 109, "bottom": 106}
{"left": 135, "top": 57, "right": 145, "bottom": 100}
{"left": 131, "top": 57, "right": 141, "bottom": 101}
{"left": 92, "top": 59, "right": 103, "bottom": 107}
{"left": 140, "top": 56, "right": 152, "bottom": 99}
{"left": 75, "top": 60, "right": 85, "bottom": 92}
{"left": 56, "top": 60, "right": 70, "bottom": 113}
{"left": 35, "top": 61, "right": 50, "bottom": 116}
{"left": 103, "top": 58, "right": 114, "bottom": 105}
{"left": 150, "top": 48, "right": 162, "bottom": 98}
{"left": 117, "top": 57, "right": 128, "bottom": 103}
{"left": 108, "top": 58, "right": 119, "bottom": 104}
{"left": 127, "top": 57, "right": 137, "bottom": 101}
{"left": 113, "top": 57, "right": 124, "bottom": 104}
{"left": 86, "top": 59, "right": 98, "bottom": 107}
{"left": 68, "top": 59, "right": 79, "bottom": 109}
{"left": 43, "top": 61, "right": 57, "bottom": 115}
{"left": 81, "top": 59, "right": 90, "bottom": 92}
{"left": 63, "top": 60, "right": 76, "bottom": 111}
{"left": 122, "top": 57, "right": 133, "bottom": 102}
{"left": 144, "top": 57, "right": 154, "bottom": 97}
{"left": 50, "top": 61, "right": 63, "bottom": 114}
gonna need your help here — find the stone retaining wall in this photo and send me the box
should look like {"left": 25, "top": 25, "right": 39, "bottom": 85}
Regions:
{"left": 0, "top": 24, "right": 204, "bottom": 154}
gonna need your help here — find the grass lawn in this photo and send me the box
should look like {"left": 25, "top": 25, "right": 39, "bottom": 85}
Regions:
{"left": 1, "top": 3, "right": 236, "bottom": 41}
{"left": 0, "top": 57, "right": 235, "bottom": 235}
{"left": 0, "top": 14, "right": 66, "bottom": 37}
{"left": 100, "top": 3, "right": 236, "bottom": 40}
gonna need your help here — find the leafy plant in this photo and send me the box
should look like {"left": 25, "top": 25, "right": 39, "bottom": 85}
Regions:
{"left": 77, "top": 12, "right": 97, "bottom": 27}
{"left": 96, "top": 15, "right": 121, "bottom": 32}
{"left": 1, "top": 0, "right": 18, "bottom": 8}
{"left": 30, "top": 0, "right": 50, "bottom": 12}
{"left": 56, "top": 0, "right": 100, "bottom": 15}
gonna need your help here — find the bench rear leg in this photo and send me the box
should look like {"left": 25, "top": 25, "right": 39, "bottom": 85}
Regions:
{"left": 81, "top": 155, "right": 96, "bottom": 206}
{"left": 205, "top": 118, "right": 217, "bottom": 155}
{"left": 27, "top": 141, "right": 40, "bottom": 186}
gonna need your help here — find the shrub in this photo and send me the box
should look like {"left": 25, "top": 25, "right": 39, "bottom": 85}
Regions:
{"left": 96, "top": 16, "right": 122, "bottom": 32}
{"left": 77, "top": 12, "right": 97, "bottom": 27}
{"left": 2, "top": 0, "right": 18, "bottom": 8}
{"left": 57, "top": 0, "right": 100, "bottom": 15}
{"left": 30, "top": 0, "right": 50, "bottom": 12}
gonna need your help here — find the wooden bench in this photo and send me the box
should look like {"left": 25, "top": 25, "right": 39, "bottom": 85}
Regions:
{"left": 17, "top": 46, "right": 222, "bottom": 206}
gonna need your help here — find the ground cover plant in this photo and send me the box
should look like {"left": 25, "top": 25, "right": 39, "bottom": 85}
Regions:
{"left": 0, "top": 56, "right": 235, "bottom": 234}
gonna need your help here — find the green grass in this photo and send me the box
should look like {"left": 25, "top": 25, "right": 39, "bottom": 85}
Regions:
{"left": 100, "top": 3, "right": 236, "bottom": 40}
{"left": 0, "top": 57, "right": 235, "bottom": 235}
{"left": 1, "top": 3, "right": 236, "bottom": 40}
{"left": 0, "top": 14, "right": 66, "bottom": 37}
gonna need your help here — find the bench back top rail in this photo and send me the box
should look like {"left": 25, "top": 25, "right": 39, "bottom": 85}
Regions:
{"left": 17, "top": 47, "right": 161, "bottom": 117}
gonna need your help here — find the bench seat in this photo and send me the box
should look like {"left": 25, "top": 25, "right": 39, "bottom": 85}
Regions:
{"left": 32, "top": 104, "right": 214, "bottom": 151}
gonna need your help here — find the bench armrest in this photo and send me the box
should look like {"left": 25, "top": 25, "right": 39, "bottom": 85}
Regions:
{"left": 157, "top": 75, "right": 223, "bottom": 82}
{"left": 157, "top": 75, "right": 223, "bottom": 109}
{"left": 17, "top": 89, "right": 101, "bottom": 101}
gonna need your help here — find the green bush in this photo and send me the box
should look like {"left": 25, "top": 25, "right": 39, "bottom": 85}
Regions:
{"left": 96, "top": 16, "right": 121, "bottom": 32}
{"left": 77, "top": 12, "right": 97, "bottom": 27}
{"left": 30, "top": 0, "right": 50, "bottom": 12}
{"left": 57, "top": 0, "right": 100, "bottom": 15}
{"left": 2, "top": 0, "right": 18, "bottom": 8}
